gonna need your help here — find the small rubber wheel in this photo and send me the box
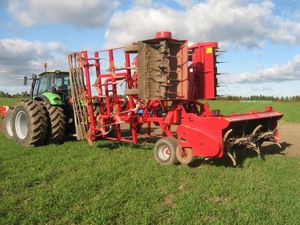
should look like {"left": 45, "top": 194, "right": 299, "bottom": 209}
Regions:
{"left": 176, "top": 147, "right": 194, "bottom": 165}
{"left": 3, "top": 109, "right": 14, "bottom": 139}
{"left": 154, "top": 137, "right": 179, "bottom": 165}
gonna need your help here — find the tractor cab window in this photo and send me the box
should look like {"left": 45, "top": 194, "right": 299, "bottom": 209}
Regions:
{"left": 54, "top": 74, "right": 70, "bottom": 91}
{"left": 37, "top": 75, "right": 51, "bottom": 95}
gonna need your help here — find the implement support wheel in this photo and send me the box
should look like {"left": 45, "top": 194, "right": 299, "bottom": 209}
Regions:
{"left": 12, "top": 100, "right": 48, "bottom": 146}
{"left": 3, "top": 109, "right": 14, "bottom": 139}
{"left": 176, "top": 147, "right": 194, "bottom": 165}
{"left": 154, "top": 137, "right": 179, "bottom": 165}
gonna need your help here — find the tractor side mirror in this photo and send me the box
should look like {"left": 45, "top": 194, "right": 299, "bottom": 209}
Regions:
{"left": 24, "top": 76, "right": 28, "bottom": 85}
{"left": 24, "top": 74, "right": 38, "bottom": 85}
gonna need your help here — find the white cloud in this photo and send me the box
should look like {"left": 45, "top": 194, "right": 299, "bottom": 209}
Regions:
{"left": 295, "top": 11, "right": 300, "bottom": 20}
{"left": 225, "top": 54, "right": 300, "bottom": 83}
{"left": 104, "top": 0, "right": 300, "bottom": 48}
{"left": 105, "top": 6, "right": 179, "bottom": 47}
{"left": 0, "top": 38, "right": 68, "bottom": 93}
{"left": 8, "top": 0, "right": 119, "bottom": 27}
{"left": 133, "top": 0, "right": 153, "bottom": 7}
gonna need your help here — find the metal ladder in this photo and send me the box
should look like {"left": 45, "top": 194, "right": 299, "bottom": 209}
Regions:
{"left": 68, "top": 52, "right": 90, "bottom": 140}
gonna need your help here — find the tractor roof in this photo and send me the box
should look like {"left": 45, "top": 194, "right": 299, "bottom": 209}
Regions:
{"left": 39, "top": 70, "right": 69, "bottom": 76}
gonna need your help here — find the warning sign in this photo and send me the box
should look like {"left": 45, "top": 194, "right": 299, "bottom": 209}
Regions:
{"left": 206, "top": 47, "right": 213, "bottom": 54}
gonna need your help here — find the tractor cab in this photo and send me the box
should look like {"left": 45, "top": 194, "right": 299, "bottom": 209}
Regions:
{"left": 29, "top": 70, "right": 70, "bottom": 105}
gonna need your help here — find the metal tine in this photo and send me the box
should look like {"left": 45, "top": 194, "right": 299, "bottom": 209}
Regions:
{"left": 215, "top": 49, "right": 226, "bottom": 53}
{"left": 247, "top": 142, "right": 261, "bottom": 157}
{"left": 276, "top": 143, "right": 282, "bottom": 148}
{"left": 251, "top": 124, "right": 263, "bottom": 138}
{"left": 217, "top": 72, "right": 228, "bottom": 75}
{"left": 227, "top": 150, "right": 237, "bottom": 167}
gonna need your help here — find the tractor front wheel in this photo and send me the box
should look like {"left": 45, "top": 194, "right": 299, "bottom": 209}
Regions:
{"left": 3, "top": 109, "right": 14, "bottom": 139}
{"left": 154, "top": 137, "right": 179, "bottom": 165}
{"left": 12, "top": 100, "right": 48, "bottom": 146}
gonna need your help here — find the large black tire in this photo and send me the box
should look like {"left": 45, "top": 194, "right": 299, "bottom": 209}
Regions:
{"left": 154, "top": 137, "right": 179, "bottom": 165}
{"left": 12, "top": 100, "right": 48, "bottom": 146}
{"left": 3, "top": 109, "right": 14, "bottom": 139}
{"left": 42, "top": 102, "right": 66, "bottom": 144}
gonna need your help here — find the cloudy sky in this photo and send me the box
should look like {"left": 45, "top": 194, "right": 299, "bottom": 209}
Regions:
{"left": 0, "top": 0, "right": 299, "bottom": 96}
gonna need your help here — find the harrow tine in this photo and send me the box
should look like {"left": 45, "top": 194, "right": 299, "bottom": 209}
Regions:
{"left": 276, "top": 142, "right": 282, "bottom": 149}
{"left": 248, "top": 142, "right": 261, "bottom": 157}
{"left": 223, "top": 129, "right": 239, "bottom": 166}
{"left": 223, "top": 129, "right": 233, "bottom": 142}
{"left": 258, "top": 131, "right": 274, "bottom": 141}
{"left": 251, "top": 124, "right": 262, "bottom": 137}
{"left": 256, "top": 145, "right": 262, "bottom": 158}
{"left": 227, "top": 150, "right": 237, "bottom": 167}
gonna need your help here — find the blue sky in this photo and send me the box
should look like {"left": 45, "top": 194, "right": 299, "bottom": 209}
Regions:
{"left": 0, "top": 0, "right": 299, "bottom": 96}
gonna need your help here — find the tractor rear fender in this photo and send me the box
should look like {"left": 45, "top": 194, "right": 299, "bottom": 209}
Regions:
{"left": 176, "top": 113, "right": 230, "bottom": 157}
{"left": 34, "top": 92, "right": 64, "bottom": 105}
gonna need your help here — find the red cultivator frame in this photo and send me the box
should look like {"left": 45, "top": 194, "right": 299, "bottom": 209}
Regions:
{"left": 0, "top": 106, "right": 8, "bottom": 119}
{"left": 68, "top": 32, "right": 282, "bottom": 166}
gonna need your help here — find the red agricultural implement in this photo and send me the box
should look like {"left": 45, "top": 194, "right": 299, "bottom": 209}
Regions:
{"left": 1, "top": 106, "right": 8, "bottom": 119}
{"left": 67, "top": 31, "right": 283, "bottom": 166}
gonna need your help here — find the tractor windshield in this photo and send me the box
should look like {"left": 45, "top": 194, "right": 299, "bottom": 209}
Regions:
{"left": 54, "top": 73, "right": 70, "bottom": 91}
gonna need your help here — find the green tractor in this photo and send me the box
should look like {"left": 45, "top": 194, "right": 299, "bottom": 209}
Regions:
{"left": 5, "top": 70, "right": 73, "bottom": 146}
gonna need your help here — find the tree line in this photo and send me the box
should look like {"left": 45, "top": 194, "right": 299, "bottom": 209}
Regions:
{"left": 218, "top": 95, "right": 300, "bottom": 102}
{"left": 0, "top": 91, "right": 29, "bottom": 98}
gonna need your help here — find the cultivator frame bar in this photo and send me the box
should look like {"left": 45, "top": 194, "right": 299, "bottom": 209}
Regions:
{"left": 68, "top": 32, "right": 283, "bottom": 165}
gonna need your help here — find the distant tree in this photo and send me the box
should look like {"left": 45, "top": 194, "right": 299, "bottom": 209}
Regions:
{"left": 0, "top": 91, "right": 12, "bottom": 98}
{"left": 218, "top": 95, "right": 300, "bottom": 102}
{"left": 12, "top": 91, "right": 29, "bottom": 98}
{"left": 0, "top": 91, "right": 29, "bottom": 98}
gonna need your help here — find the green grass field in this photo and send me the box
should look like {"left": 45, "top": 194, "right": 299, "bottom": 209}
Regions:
{"left": 0, "top": 97, "right": 21, "bottom": 106}
{"left": 206, "top": 100, "right": 300, "bottom": 123}
{"left": 1, "top": 98, "right": 300, "bottom": 224}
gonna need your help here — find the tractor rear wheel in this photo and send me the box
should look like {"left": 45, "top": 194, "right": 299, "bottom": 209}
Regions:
{"left": 3, "top": 109, "right": 14, "bottom": 139}
{"left": 12, "top": 100, "right": 48, "bottom": 146}
{"left": 42, "top": 102, "right": 66, "bottom": 144}
{"left": 154, "top": 137, "right": 179, "bottom": 165}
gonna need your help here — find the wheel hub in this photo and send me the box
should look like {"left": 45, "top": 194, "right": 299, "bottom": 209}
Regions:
{"left": 158, "top": 145, "right": 171, "bottom": 161}
{"left": 15, "top": 111, "right": 29, "bottom": 140}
